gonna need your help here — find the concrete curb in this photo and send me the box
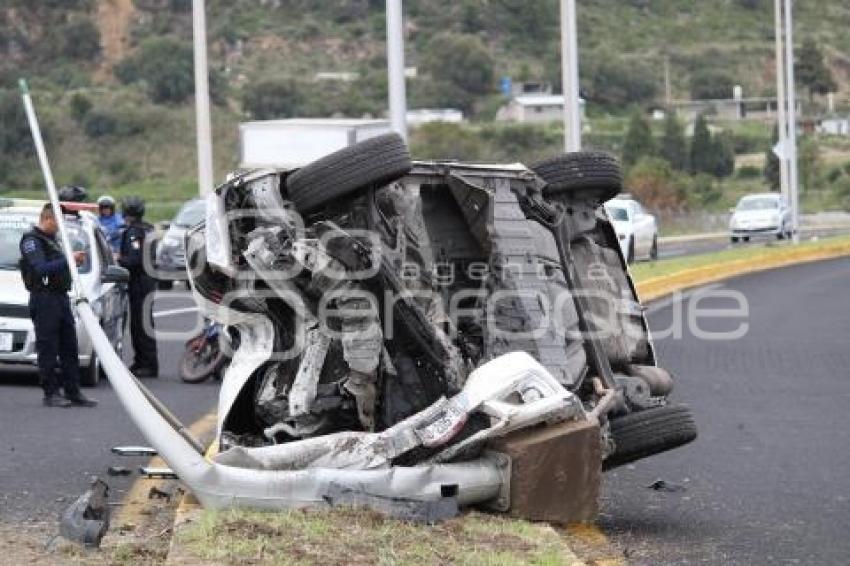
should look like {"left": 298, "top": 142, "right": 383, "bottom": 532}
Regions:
{"left": 636, "top": 238, "right": 850, "bottom": 302}
{"left": 163, "top": 238, "right": 850, "bottom": 565}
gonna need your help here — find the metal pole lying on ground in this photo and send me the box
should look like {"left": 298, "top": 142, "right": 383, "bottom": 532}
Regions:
{"left": 386, "top": 0, "right": 408, "bottom": 141}
{"left": 192, "top": 0, "right": 215, "bottom": 196}
{"left": 783, "top": 0, "right": 800, "bottom": 243}
{"left": 773, "top": 0, "right": 790, "bottom": 205}
{"left": 560, "top": 0, "right": 581, "bottom": 152}
{"left": 20, "top": 78, "right": 207, "bottom": 456}
{"left": 18, "top": 79, "right": 85, "bottom": 298}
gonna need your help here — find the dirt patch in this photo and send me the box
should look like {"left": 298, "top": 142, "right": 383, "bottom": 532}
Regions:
{"left": 95, "top": 0, "right": 134, "bottom": 77}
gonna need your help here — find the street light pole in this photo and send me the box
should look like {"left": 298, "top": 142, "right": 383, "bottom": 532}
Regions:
{"left": 783, "top": 0, "right": 800, "bottom": 243}
{"left": 386, "top": 0, "right": 408, "bottom": 142}
{"left": 560, "top": 0, "right": 581, "bottom": 152}
{"left": 192, "top": 0, "right": 214, "bottom": 196}
{"left": 773, "top": 0, "right": 790, "bottom": 205}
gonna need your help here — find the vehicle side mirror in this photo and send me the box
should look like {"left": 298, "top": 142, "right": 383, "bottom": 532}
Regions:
{"left": 102, "top": 265, "right": 129, "bottom": 284}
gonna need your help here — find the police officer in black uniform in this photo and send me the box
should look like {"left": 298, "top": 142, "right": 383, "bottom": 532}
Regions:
{"left": 20, "top": 204, "right": 97, "bottom": 407}
{"left": 118, "top": 197, "right": 159, "bottom": 377}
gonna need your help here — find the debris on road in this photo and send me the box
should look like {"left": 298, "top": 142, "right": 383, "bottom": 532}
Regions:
{"left": 107, "top": 466, "right": 132, "bottom": 477}
{"left": 58, "top": 478, "right": 110, "bottom": 548}
{"left": 646, "top": 479, "right": 687, "bottom": 493}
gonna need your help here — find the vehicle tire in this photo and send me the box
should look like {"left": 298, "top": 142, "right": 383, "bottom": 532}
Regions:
{"left": 179, "top": 340, "right": 227, "bottom": 384}
{"left": 80, "top": 351, "right": 100, "bottom": 388}
{"left": 743, "top": 236, "right": 750, "bottom": 242}
{"left": 286, "top": 133, "right": 412, "bottom": 212}
{"left": 158, "top": 279, "right": 174, "bottom": 291}
{"left": 626, "top": 238, "right": 635, "bottom": 264}
{"left": 604, "top": 404, "right": 697, "bottom": 470}
{"left": 730, "top": 236, "right": 739, "bottom": 244}
{"left": 649, "top": 235, "right": 658, "bottom": 261}
{"left": 531, "top": 151, "right": 622, "bottom": 202}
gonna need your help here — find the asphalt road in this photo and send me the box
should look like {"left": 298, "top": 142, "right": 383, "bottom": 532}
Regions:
{"left": 657, "top": 225, "right": 850, "bottom": 260}
{"left": 0, "top": 290, "right": 218, "bottom": 523}
{"left": 601, "top": 257, "right": 850, "bottom": 564}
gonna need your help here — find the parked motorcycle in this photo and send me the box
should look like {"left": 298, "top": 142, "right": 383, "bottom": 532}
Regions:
{"left": 179, "top": 319, "right": 230, "bottom": 383}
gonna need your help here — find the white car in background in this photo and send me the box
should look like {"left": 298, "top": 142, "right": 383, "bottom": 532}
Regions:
{"left": 0, "top": 200, "right": 129, "bottom": 386}
{"left": 605, "top": 196, "right": 658, "bottom": 263}
{"left": 729, "top": 193, "right": 792, "bottom": 243}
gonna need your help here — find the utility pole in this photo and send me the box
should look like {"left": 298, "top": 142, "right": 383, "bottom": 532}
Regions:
{"left": 783, "top": 0, "right": 800, "bottom": 243}
{"left": 192, "top": 0, "right": 214, "bottom": 196}
{"left": 560, "top": 0, "right": 581, "bottom": 152}
{"left": 664, "top": 55, "right": 672, "bottom": 108}
{"left": 774, "top": 0, "right": 790, "bottom": 205}
{"left": 386, "top": 0, "right": 408, "bottom": 142}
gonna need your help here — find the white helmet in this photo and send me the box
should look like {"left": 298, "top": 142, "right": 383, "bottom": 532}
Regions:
{"left": 97, "top": 195, "right": 116, "bottom": 208}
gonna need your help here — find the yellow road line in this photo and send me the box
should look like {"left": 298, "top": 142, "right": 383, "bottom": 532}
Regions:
{"left": 112, "top": 410, "right": 217, "bottom": 530}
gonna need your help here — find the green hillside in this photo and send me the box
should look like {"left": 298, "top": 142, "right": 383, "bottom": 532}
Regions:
{"left": 1, "top": 1, "right": 849, "bottom": 219}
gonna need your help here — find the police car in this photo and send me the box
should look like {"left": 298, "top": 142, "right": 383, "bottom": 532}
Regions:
{"left": 0, "top": 199, "right": 129, "bottom": 386}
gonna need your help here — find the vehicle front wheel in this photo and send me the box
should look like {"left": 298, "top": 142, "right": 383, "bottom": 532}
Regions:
{"left": 626, "top": 238, "right": 635, "bottom": 264}
{"left": 603, "top": 404, "right": 698, "bottom": 470}
{"left": 531, "top": 151, "right": 622, "bottom": 203}
{"left": 80, "top": 351, "right": 100, "bottom": 388}
{"left": 649, "top": 235, "right": 658, "bottom": 260}
{"left": 730, "top": 236, "right": 739, "bottom": 244}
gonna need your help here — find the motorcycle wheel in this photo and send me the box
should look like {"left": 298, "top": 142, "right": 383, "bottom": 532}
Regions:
{"left": 179, "top": 340, "right": 227, "bottom": 383}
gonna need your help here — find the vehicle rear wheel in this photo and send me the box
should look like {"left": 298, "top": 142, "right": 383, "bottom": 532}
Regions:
{"left": 649, "top": 235, "right": 658, "bottom": 261}
{"left": 743, "top": 236, "right": 750, "bottom": 242}
{"left": 531, "top": 151, "right": 622, "bottom": 203}
{"left": 603, "top": 404, "right": 697, "bottom": 470}
{"left": 80, "top": 351, "right": 100, "bottom": 388}
{"left": 730, "top": 236, "right": 739, "bottom": 244}
{"left": 285, "top": 133, "right": 412, "bottom": 212}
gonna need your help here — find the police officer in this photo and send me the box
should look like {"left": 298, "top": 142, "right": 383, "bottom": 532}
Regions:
{"left": 20, "top": 203, "right": 97, "bottom": 407}
{"left": 118, "top": 197, "right": 159, "bottom": 377}
{"left": 96, "top": 195, "right": 124, "bottom": 253}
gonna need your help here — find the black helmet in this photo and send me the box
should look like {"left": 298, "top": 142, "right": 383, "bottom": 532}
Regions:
{"left": 58, "top": 185, "right": 88, "bottom": 202}
{"left": 122, "top": 196, "right": 145, "bottom": 218}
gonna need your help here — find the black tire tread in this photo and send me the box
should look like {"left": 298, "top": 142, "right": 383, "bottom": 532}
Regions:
{"left": 531, "top": 151, "right": 623, "bottom": 201}
{"left": 286, "top": 133, "right": 412, "bottom": 212}
{"left": 604, "top": 404, "right": 697, "bottom": 470}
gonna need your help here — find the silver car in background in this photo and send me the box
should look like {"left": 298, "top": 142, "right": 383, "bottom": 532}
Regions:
{"left": 155, "top": 198, "right": 206, "bottom": 289}
{"left": 729, "top": 193, "right": 792, "bottom": 243}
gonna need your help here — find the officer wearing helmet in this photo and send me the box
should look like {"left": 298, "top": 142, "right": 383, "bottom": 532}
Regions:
{"left": 96, "top": 195, "right": 124, "bottom": 253}
{"left": 118, "top": 197, "right": 158, "bottom": 377}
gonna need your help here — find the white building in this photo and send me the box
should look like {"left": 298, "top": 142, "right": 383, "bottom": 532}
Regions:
{"left": 406, "top": 108, "right": 464, "bottom": 127}
{"left": 817, "top": 116, "right": 850, "bottom": 136}
{"left": 496, "top": 94, "right": 586, "bottom": 124}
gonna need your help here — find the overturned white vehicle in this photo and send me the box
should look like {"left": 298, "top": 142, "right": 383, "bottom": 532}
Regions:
{"left": 149, "top": 134, "right": 694, "bottom": 520}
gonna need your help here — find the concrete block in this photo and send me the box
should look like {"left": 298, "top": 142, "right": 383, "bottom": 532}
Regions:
{"left": 488, "top": 419, "right": 601, "bottom": 524}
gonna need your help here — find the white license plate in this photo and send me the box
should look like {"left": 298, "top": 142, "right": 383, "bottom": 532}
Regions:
{"left": 0, "top": 332, "right": 13, "bottom": 352}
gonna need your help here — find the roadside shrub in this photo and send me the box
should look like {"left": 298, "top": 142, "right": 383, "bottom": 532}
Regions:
{"left": 242, "top": 78, "right": 305, "bottom": 120}
{"left": 58, "top": 18, "right": 100, "bottom": 61}
{"left": 409, "top": 122, "right": 484, "bottom": 161}
{"left": 736, "top": 165, "right": 761, "bottom": 179}
{"left": 625, "top": 157, "right": 688, "bottom": 211}
{"left": 688, "top": 173, "right": 723, "bottom": 206}
{"left": 83, "top": 110, "right": 146, "bottom": 139}
{"left": 689, "top": 69, "right": 736, "bottom": 100}
{"left": 69, "top": 93, "right": 92, "bottom": 123}
{"left": 114, "top": 38, "right": 194, "bottom": 104}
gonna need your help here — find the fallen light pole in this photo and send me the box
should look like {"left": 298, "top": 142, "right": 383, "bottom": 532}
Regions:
{"left": 192, "top": 0, "right": 215, "bottom": 196}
